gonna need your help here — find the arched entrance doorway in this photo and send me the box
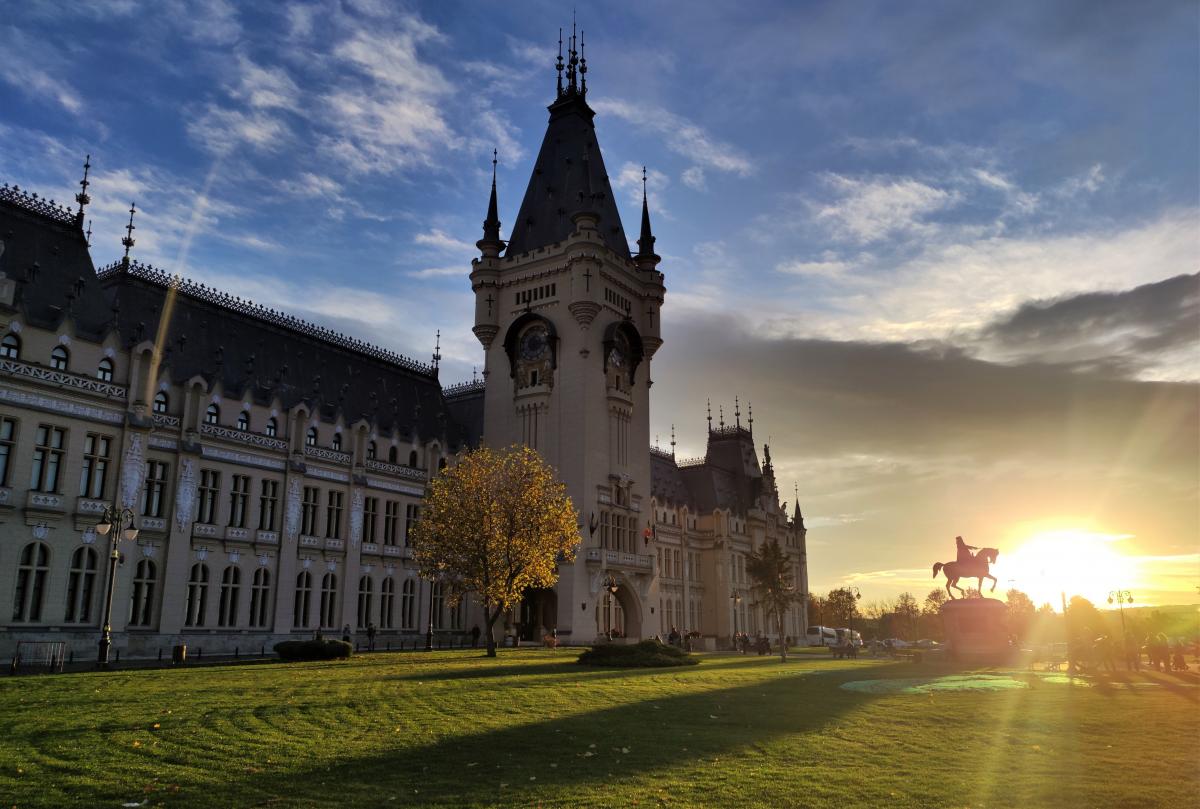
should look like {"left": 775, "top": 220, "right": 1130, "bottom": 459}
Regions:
{"left": 517, "top": 587, "right": 558, "bottom": 641}
{"left": 595, "top": 583, "right": 642, "bottom": 640}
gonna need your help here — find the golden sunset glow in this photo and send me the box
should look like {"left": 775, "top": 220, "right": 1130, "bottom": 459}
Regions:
{"left": 991, "top": 529, "right": 1138, "bottom": 610}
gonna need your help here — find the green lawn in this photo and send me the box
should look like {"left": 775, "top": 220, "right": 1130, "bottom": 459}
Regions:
{"left": 0, "top": 650, "right": 1196, "bottom": 808}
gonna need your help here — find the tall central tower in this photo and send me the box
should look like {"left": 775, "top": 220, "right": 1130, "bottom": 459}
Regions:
{"left": 469, "top": 31, "right": 666, "bottom": 641}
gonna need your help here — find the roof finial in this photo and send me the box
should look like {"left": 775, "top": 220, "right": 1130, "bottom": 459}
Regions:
{"left": 85, "top": 219, "right": 93, "bottom": 247}
{"left": 472, "top": 365, "right": 478, "bottom": 383}
{"left": 121, "top": 202, "right": 136, "bottom": 268}
{"left": 748, "top": 402, "right": 754, "bottom": 434}
{"left": 432, "top": 329, "right": 441, "bottom": 370}
{"left": 636, "top": 165, "right": 660, "bottom": 269}
{"left": 478, "top": 149, "right": 503, "bottom": 256}
{"left": 579, "top": 28, "right": 587, "bottom": 96}
{"left": 74, "top": 154, "right": 91, "bottom": 228}
{"left": 567, "top": 12, "right": 578, "bottom": 93}
{"left": 556, "top": 27, "right": 564, "bottom": 97}
{"left": 670, "top": 423, "right": 676, "bottom": 459}
{"left": 734, "top": 396, "right": 741, "bottom": 429}
{"left": 706, "top": 398, "right": 712, "bottom": 431}
{"left": 719, "top": 404, "right": 725, "bottom": 429}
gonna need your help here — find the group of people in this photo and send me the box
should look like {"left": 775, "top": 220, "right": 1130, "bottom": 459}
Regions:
{"left": 732, "top": 632, "right": 771, "bottom": 655}
{"left": 1071, "top": 632, "right": 1192, "bottom": 674}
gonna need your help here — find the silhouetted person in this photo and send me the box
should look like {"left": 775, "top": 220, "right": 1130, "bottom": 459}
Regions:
{"left": 366, "top": 623, "right": 377, "bottom": 651}
{"left": 342, "top": 624, "right": 351, "bottom": 644}
{"left": 470, "top": 625, "right": 481, "bottom": 648}
{"left": 955, "top": 535, "right": 978, "bottom": 564}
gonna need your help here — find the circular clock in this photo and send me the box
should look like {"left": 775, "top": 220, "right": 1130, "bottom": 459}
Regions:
{"left": 520, "top": 326, "right": 548, "bottom": 361}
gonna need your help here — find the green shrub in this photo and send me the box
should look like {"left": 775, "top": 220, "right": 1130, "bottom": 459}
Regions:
{"left": 577, "top": 639, "right": 699, "bottom": 668}
{"left": 274, "top": 639, "right": 353, "bottom": 661}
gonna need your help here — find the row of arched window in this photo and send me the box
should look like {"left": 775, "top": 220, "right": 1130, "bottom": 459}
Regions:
{"left": 1, "top": 334, "right": 114, "bottom": 382}
{"left": 11, "top": 542, "right": 156, "bottom": 627}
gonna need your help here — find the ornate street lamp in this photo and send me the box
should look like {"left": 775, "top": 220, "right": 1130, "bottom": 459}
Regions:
{"left": 425, "top": 577, "right": 437, "bottom": 651}
{"left": 730, "top": 589, "right": 742, "bottom": 640}
{"left": 602, "top": 574, "right": 619, "bottom": 638}
{"left": 95, "top": 505, "right": 138, "bottom": 667}
{"left": 847, "top": 586, "right": 862, "bottom": 642}
{"left": 1108, "top": 589, "right": 1134, "bottom": 667}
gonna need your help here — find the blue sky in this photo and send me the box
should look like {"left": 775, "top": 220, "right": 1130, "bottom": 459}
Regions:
{"left": 2, "top": 0, "right": 1197, "bottom": 605}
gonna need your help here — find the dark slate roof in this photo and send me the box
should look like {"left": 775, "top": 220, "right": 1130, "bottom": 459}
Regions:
{"left": 650, "top": 449, "right": 693, "bottom": 508}
{"left": 504, "top": 94, "right": 629, "bottom": 258}
{"left": 97, "top": 261, "right": 469, "bottom": 446}
{"left": 0, "top": 186, "right": 113, "bottom": 338}
{"left": 650, "top": 428, "right": 767, "bottom": 517}
{"left": 443, "top": 380, "right": 485, "bottom": 449}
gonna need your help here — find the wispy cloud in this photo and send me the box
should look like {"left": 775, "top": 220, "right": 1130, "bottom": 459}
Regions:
{"left": 592, "top": 97, "right": 754, "bottom": 177}
{"left": 811, "top": 173, "right": 959, "bottom": 244}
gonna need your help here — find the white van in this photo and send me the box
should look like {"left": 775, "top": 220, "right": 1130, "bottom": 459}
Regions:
{"left": 835, "top": 628, "right": 863, "bottom": 648}
{"left": 806, "top": 626, "right": 839, "bottom": 647}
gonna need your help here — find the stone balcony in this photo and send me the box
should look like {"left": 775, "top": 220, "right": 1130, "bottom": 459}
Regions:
{"left": 255, "top": 530, "right": 279, "bottom": 546}
{"left": 325, "top": 538, "right": 345, "bottom": 551}
{"left": 299, "top": 535, "right": 321, "bottom": 548}
{"left": 139, "top": 516, "right": 168, "bottom": 533}
{"left": 584, "top": 547, "right": 654, "bottom": 570}
{"left": 26, "top": 491, "right": 66, "bottom": 513}
{"left": 192, "top": 523, "right": 219, "bottom": 538}
{"left": 361, "top": 542, "right": 380, "bottom": 556}
{"left": 75, "top": 497, "right": 108, "bottom": 517}
{"left": 0, "top": 486, "right": 13, "bottom": 509}
{"left": 225, "top": 527, "right": 253, "bottom": 543}
{"left": 381, "top": 545, "right": 411, "bottom": 558}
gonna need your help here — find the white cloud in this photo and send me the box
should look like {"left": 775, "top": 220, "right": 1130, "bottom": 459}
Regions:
{"left": 681, "top": 166, "right": 706, "bottom": 191}
{"left": 231, "top": 56, "right": 301, "bottom": 111}
{"left": 415, "top": 228, "right": 475, "bottom": 253}
{"left": 0, "top": 26, "right": 84, "bottom": 114}
{"left": 187, "top": 105, "right": 290, "bottom": 155}
{"left": 407, "top": 266, "right": 467, "bottom": 279}
{"left": 613, "top": 162, "right": 669, "bottom": 212}
{"left": 776, "top": 259, "right": 851, "bottom": 280}
{"left": 592, "top": 97, "right": 754, "bottom": 177}
{"left": 812, "top": 173, "right": 959, "bottom": 243}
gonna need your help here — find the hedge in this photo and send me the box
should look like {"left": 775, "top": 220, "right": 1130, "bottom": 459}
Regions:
{"left": 577, "top": 639, "right": 699, "bottom": 668}
{"left": 274, "top": 639, "right": 354, "bottom": 661}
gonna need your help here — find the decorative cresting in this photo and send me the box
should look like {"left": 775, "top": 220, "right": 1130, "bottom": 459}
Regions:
{"left": 502, "top": 312, "right": 558, "bottom": 378}
{"left": 442, "top": 379, "right": 486, "bottom": 398}
{"left": 174, "top": 458, "right": 198, "bottom": 532}
{"left": 119, "top": 435, "right": 146, "bottom": 510}
{"left": 284, "top": 477, "right": 302, "bottom": 541}
{"left": 200, "top": 422, "right": 287, "bottom": 452}
{"left": 96, "top": 260, "right": 434, "bottom": 376}
{"left": 0, "top": 358, "right": 128, "bottom": 400}
{"left": 0, "top": 184, "right": 76, "bottom": 225}
{"left": 349, "top": 488, "right": 364, "bottom": 548}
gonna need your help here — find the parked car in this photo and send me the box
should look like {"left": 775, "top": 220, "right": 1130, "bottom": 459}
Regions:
{"left": 806, "top": 626, "right": 840, "bottom": 647}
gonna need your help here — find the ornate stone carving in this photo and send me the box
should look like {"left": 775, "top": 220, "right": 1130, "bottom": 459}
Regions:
{"left": 284, "top": 477, "right": 302, "bottom": 541}
{"left": 200, "top": 422, "right": 288, "bottom": 452}
{"left": 0, "top": 386, "right": 123, "bottom": 425}
{"left": 349, "top": 488, "right": 364, "bottom": 548}
{"left": 175, "top": 458, "right": 197, "bottom": 533}
{"left": 568, "top": 300, "right": 602, "bottom": 329}
{"left": 120, "top": 434, "right": 146, "bottom": 510}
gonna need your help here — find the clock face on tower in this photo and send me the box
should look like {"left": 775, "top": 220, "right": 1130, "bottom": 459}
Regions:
{"left": 520, "top": 325, "right": 549, "bottom": 361}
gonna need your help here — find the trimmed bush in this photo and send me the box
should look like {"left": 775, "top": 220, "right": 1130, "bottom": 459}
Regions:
{"left": 274, "top": 639, "right": 353, "bottom": 661}
{"left": 577, "top": 639, "right": 699, "bottom": 668}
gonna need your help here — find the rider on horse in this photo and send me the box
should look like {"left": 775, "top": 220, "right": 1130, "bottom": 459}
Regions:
{"left": 955, "top": 535, "right": 978, "bottom": 564}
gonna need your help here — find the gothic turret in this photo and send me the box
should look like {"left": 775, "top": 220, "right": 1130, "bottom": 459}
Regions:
{"left": 635, "top": 167, "right": 661, "bottom": 271}
{"left": 477, "top": 150, "right": 503, "bottom": 258}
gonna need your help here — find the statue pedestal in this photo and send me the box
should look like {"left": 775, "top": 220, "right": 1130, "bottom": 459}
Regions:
{"left": 941, "top": 598, "right": 1009, "bottom": 664}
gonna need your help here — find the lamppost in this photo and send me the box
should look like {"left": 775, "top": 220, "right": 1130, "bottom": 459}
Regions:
{"left": 602, "top": 574, "right": 619, "bottom": 639}
{"left": 95, "top": 505, "right": 138, "bottom": 667}
{"left": 1108, "top": 589, "right": 1134, "bottom": 669}
{"left": 425, "top": 577, "right": 436, "bottom": 651}
{"left": 847, "top": 586, "right": 861, "bottom": 642}
{"left": 730, "top": 589, "right": 742, "bottom": 644}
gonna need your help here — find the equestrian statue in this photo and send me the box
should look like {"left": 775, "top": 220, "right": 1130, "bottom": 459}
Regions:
{"left": 932, "top": 536, "right": 999, "bottom": 599}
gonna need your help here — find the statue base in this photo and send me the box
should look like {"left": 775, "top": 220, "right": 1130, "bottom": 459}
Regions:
{"left": 940, "top": 597, "right": 1009, "bottom": 664}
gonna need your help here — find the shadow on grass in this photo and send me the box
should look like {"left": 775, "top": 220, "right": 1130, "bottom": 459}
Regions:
{"left": 226, "top": 661, "right": 899, "bottom": 807}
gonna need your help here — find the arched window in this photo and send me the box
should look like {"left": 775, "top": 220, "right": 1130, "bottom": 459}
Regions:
{"left": 249, "top": 568, "right": 271, "bottom": 628}
{"left": 401, "top": 579, "right": 416, "bottom": 629}
{"left": 50, "top": 345, "right": 69, "bottom": 371}
{"left": 153, "top": 391, "right": 169, "bottom": 413}
{"left": 205, "top": 404, "right": 219, "bottom": 425}
{"left": 388, "top": 446, "right": 398, "bottom": 464}
{"left": 185, "top": 563, "right": 209, "bottom": 627}
{"left": 450, "top": 595, "right": 464, "bottom": 630}
{"left": 129, "top": 560, "right": 156, "bottom": 627}
{"left": 265, "top": 417, "right": 277, "bottom": 438}
{"left": 12, "top": 542, "right": 50, "bottom": 622}
{"left": 218, "top": 566, "right": 241, "bottom": 627}
{"left": 237, "top": 411, "right": 250, "bottom": 431}
{"left": 293, "top": 570, "right": 312, "bottom": 628}
{"left": 320, "top": 573, "right": 338, "bottom": 628}
{"left": 64, "top": 547, "right": 98, "bottom": 623}
{"left": 306, "top": 427, "right": 318, "bottom": 447}
{"left": 431, "top": 582, "right": 445, "bottom": 630}
{"left": 96, "top": 358, "right": 114, "bottom": 382}
{"left": 332, "top": 433, "right": 342, "bottom": 452}
{"left": 438, "top": 457, "right": 447, "bottom": 471}
{"left": 367, "top": 441, "right": 376, "bottom": 460}
{"left": 408, "top": 450, "right": 418, "bottom": 467}
{"left": 380, "top": 577, "right": 395, "bottom": 629}
{"left": 357, "top": 575, "right": 373, "bottom": 630}
{"left": 0, "top": 333, "right": 19, "bottom": 359}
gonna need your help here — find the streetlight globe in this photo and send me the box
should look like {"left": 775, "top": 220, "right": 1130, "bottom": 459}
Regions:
{"left": 96, "top": 520, "right": 112, "bottom": 536}
{"left": 122, "top": 527, "right": 139, "bottom": 542}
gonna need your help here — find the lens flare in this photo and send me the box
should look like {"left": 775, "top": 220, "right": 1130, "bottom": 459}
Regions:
{"left": 991, "top": 530, "right": 1135, "bottom": 609}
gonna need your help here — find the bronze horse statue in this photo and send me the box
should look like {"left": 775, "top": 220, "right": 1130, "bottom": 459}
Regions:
{"left": 932, "top": 548, "right": 999, "bottom": 599}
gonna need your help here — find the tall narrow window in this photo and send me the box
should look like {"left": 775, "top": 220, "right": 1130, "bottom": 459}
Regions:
{"left": 205, "top": 404, "right": 219, "bottom": 425}
{"left": 325, "top": 491, "right": 343, "bottom": 539}
{"left": 218, "top": 566, "right": 240, "bottom": 627}
{"left": 320, "top": 573, "right": 338, "bottom": 628}
{"left": 228, "top": 474, "right": 249, "bottom": 528}
{"left": 401, "top": 579, "right": 416, "bottom": 629}
{"left": 50, "top": 345, "right": 69, "bottom": 370}
{"left": 265, "top": 418, "right": 277, "bottom": 438}
{"left": 431, "top": 582, "right": 445, "bottom": 630}
{"left": 249, "top": 568, "right": 271, "bottom": 628}
{"left": 450, "top": 596, "right": 464, "bottom": 631}
{"left": 380, "top": 577, "right": 395, "bottom": 629}
{"left": 96, "top": 358, "right": 114, "bottom": 382}
{"left": 357, "top": 576, "right": 373, "bottom": 629}
{"left": 13, "top": 543, "right": 50, "bottom": 622}
{"left": 30, "top": 425, "right": 66, "bottom": 492}
{"left": 367, "top": 441, "right": 376, "bottom": 460}
{"left": 301, "top": 487, "right": 319, "bottom": 535}
{"left": 78, "top": 433, "right": 112, "bottom": 499}
{"left": 0, "top": 417, "right": 14, "bottom": 486}
{"left": 0, "top": 333, "right": 20, "bottom": 359}
{"left": 64, "top": 547, "right": 98, "bottom": 623}
{"left": 403, "top": 504, "right": 420, "bottom": 547}
{"left": 142, "top": 461, "right": 168, "bottom": 518}
{"left": 237, "top": 410, "right": 250, "bottom": 431}
{"left": 388, "top": 446, "right": 397, "bottom": 463}
{"left": 293, "top": 571, "right": 312, "bottom": 628}
{"left": 363, "top": 497, "right": 378, "bottom": 543}
{"left": 197, "top": 470, "right": 220, "bottom": 524}
{"left": 185, "top": 563, "right": 209, "bottom": 627}
{"left": 383, "top": 501, "right": 399, "bottom": 546}
{"left": 331, "top": 433, "right": 342, "bottom": 451}
{"left": 408, "top": 450, "right": 418, "bottom": 467}
{"left": 129, "top": 560, "right": 156, "bottom": 627}
{"left": 306, "top": 427, "right": 318, "bottom": 447}
{"left": 153, "top": 391, "right": 169, "bottom": 413}
{"left": 258, "top": 480, "right": 279, "bottom": 531}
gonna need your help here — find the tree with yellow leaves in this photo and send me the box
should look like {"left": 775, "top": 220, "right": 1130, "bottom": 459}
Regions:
{"left": 409, "top": 444, "right": 579, "bottom": 657}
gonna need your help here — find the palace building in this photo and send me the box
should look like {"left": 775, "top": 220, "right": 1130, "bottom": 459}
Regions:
{"left": 0, "top": 38, "right": 807, "bottom": 659}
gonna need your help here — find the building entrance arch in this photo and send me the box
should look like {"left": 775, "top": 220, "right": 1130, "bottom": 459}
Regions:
{"left": 595, "top": 581, "right": 642, "bottom": 640}
{"left": 517, "top": 587, "right": 558, "bottom": 641}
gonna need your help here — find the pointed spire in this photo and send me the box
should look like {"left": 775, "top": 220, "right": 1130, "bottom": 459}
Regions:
{"left": 85, "top": 219, "right": 93, "bottom": 247}
{"left": 670, "top": 423, "right": 676, "bottom": 459}
{"left": 706, "top": 399, "right": 712, "bottom": 432}
{"left": 579, "top": 29, "right": 587, "bottom": 96}
{"left": 719, "top": 404, "right": 725, "bottom": 429}
{"left": 734, "top": 396, "right": 741, "bottom": 429}
{"left": 556, "top": 28, "right": 564, "bottom": 97}
{"left": 477, "top": 149, "right": 504, "bottom": 257}
{"left": 74, "top": 154, "right": 91, "bottom": 228}
{"left": 120, "top": 202, "right": 136, "bottom": 268}
{"left": 566, "top": 14, "right": 579, "bottom": 94}
{"left": 636, "top": 166, "right": 661, "bottom": 270}
{"left": 432, "top": 329, "right": 441, "bottom": 371}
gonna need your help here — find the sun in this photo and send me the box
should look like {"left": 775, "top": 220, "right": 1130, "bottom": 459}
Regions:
{"left": 989, "top": 529, "right": 1135, "bottom": 610}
